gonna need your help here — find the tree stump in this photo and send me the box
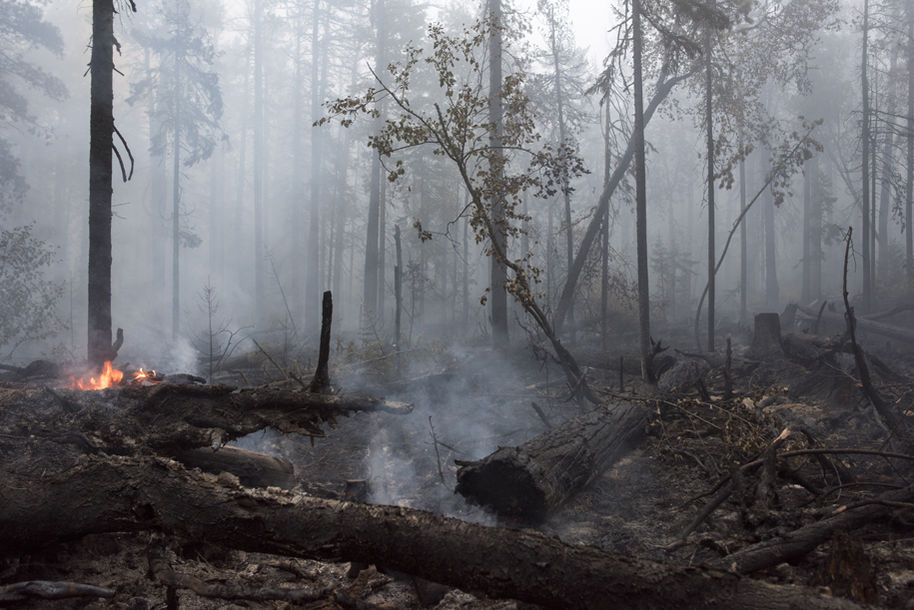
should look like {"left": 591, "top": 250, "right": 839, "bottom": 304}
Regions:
{"left": 749, "top": 313, "right": 784, "bottom": 359}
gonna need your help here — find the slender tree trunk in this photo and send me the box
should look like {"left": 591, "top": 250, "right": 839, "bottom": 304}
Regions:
{"left": 739, "top": 149, "right": 747, "bottom": 324}
{"left": 307, "top": 0, "right": 322, "bottom": 333}
{"left": 704, "top": 13, "right": 715, "bottom": 352}
{"left": 171, "top": 41, "right": 183, "bottom": 340}
{"left": 546, "top": 8, "right": 575, "bottom": 341}
{"left": 601, "top": 103, "right": 611, "bottom": 350}
{"left": 253, "top": 0, "right": 265, "bottom": 326}
{"left": 488, "top": 0, "right": 508, "bottom": 343}
{"left": 87, "top": 0, "right": 115, "bottom": 366}
{"left": 632, "top": 0, "right": 651, "bottom": 381}
{"left": 378, "top": 178, "right": 387, "bottom": 317}
{"left": 363, "top": 0, "right": 385, "bottom": 323}
{"left": 861, "top": 0, "right": 872, "bottom": 311}
{"left": 878, "top": 53, "right": 897, "bottom": 287}
{"left": 762, "top": 154, "right": 779, "bottom": 309}
{"left": 290, "top": 5, "right": 306, "bottom": 321}
{"left": 908, "top": 5, "right": 914, "bottom": 285}
{"left": 803, "top": 163, "right": 812, "bottom": 304}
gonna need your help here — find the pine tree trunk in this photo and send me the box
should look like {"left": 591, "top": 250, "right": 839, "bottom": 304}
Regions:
{"left": 87, "top": 0, "right": 115, "bottom": 366}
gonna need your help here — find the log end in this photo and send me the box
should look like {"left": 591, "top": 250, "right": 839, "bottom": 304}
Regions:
{"left": 455, "top": 450, "right": 547, "bottom": 522}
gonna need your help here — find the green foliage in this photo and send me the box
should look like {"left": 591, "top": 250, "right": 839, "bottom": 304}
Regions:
{"left": 320, "top": 18, "right": 586, "bottom": 317}
{"left": 0, "top": 223, "right": 63, "bottom": 357}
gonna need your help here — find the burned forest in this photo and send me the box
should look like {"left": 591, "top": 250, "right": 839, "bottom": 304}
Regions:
{"left": 3, "top": 0, "right": 914, "bottom": 608}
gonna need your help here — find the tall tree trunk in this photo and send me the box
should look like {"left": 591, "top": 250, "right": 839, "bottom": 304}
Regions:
{"left": 802, "top": 162, "right": 812, "bottom": 304}
{"left": 253, "top": 0, "right": 265, "bottom": 326}
{"left": 290, "top": 4, "right": 306, "bottom": 321}
{"left": 171, "top": 40, "right": 183, "bottom": 340}
{"left": 546, "top": 7, "right": 574, "bottom": 341}
{"left": 704, "top": 12, "right": 715, "bottom": 352}
{"left": 632, "top": 0, "right": 651, "bottom": 381}
{"left": 601, "top": 103, "right": 611, "bottom": 350}
{"left": 87, "top": 0, "right": 115, "bottom": 366}
{"left": 307, "top": 0, "right": 323, "bottom": 333}
{"left": 739, "top": 148, "right": 748, "bottom": 324}
{"left": 861, "top": 0, "right": 872, "bottom": 311}
{"left": 878, "top": 53, "right": 897, "bottom": 287}
{"left": 762, "top": 154, "right": 779, "bottom": 310}
{"left": 908, "top": 5, "right": 914, "bottom": 285}
{"left": 363, "top": 0, "right": 385, "bottom": 323}
{"left": 488, "top": 0, "right": 508, "bottom": 343}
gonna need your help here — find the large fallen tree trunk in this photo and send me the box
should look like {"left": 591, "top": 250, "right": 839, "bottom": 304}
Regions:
{"left": 455, "top": 400, "right": 648, "bottom": 521}
{"left": 0, "top": 455, "right": 861, "bottom": 610}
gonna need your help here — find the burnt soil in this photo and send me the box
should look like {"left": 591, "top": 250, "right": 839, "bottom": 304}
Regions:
{"left": 2, "top": 329, "right": 914, "bottom": 609}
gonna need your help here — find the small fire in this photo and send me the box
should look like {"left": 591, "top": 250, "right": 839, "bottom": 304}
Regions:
{"left": 134, "top": 368, "right": 158, "bottom": 382}
{"left": 73, "top": 361, "right": 124, "bottom": 390}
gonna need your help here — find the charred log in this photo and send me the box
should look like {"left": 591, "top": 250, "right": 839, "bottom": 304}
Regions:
{"left": 455, "top": 400, "right": 648, "bottom": 521}
{"left": 0, "top": 455, "right": 862, "bottom": 610}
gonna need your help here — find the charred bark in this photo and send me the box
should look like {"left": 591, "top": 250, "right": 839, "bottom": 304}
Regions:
{"left": 455, "top": 401, "right": 648, "bottom": 521}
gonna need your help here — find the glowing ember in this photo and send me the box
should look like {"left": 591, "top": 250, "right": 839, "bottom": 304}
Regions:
{"left": 72, "top": 361, "right": 124, "bottom": 390}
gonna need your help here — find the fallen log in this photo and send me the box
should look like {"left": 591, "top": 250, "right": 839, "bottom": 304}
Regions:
{"left": 455, "top": 400, "right": 648, "bottom": 521}
{"left": 0, "top": 382, "right": 411, "bottom": 458}
{"left": 0, "top": 455, "right": 861, "bottom": 609}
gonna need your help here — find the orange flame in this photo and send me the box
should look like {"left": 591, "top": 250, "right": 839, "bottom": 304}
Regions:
{"left": 133, "top": 368, "right": 157, "bottom": 382}
{"left": 73, "top": 361, "right": 124, "bottom": 390}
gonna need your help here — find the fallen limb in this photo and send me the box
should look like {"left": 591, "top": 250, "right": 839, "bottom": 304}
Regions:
{"left": 0, "top": 580, "right": 115, "bottom": 603}
{"left": 710, "top": 482, "right": 914, "bottom": 575}
{"left": 0, "top": 455, "right": 862, "bottom": 609}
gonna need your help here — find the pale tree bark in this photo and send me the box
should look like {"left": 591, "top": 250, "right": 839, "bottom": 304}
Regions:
{"left": 253, "top": 0, "right": 266, "bottom": 326}
{"left": 307, "top": 0, "right": 323, "bottom": 333}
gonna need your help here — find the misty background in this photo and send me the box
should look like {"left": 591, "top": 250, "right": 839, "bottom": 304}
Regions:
{"left": 0, "top": 0, "right": 899, "bottom": 372}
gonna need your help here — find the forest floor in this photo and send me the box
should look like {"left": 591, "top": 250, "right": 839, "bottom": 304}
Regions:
{"left": 3, "top": 319, "right": 914, "bottom": 608}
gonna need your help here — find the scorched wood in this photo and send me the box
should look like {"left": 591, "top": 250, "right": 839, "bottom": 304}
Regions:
{"left": 0, "top": 455, "right": 861, "bottom": 609}
{"left": 455, "top": 400, "right": 648, "bottom": 521}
